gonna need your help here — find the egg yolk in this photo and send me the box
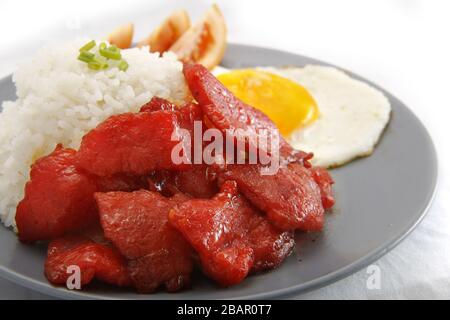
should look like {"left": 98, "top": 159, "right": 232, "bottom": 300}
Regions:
{"left": 217, "top": 69, "right": 319, "bottom": 137}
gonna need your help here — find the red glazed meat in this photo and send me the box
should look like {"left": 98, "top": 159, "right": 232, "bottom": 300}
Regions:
{"left": 45, "top": 234, "right": 131, "bottom": 288}
{"left": 169, "top": 180, "right": 294, "bottom": 286}
{"left": 95, "top": 190, "right": 193, "bottom": 293}
{"left": 140, "top": 97, "right": 203, "bottom": 135}
{"left": 309, "top": 167, "right": 335, "bottom": 209}
{"left": 183, "top": 63, "right": 298, "bottom": 158}
{"left": 169, "top": 181, "right": 254, "bottom": 286}
{"left": 140, "top": 96, "right": 178, "bottom": 113}
{"left": 148, "top": 166, "right": 218, "bottom": 199}
{"left": 172, "top": 165, "right": 219, "bottom": 198}
{"left": 147, "top": 170, "right": 179, "bottom": 196}
{"left": 76, "top": 111, "right": 190, "bottom": 176}
{"left": 249, "top": 220, "right": 295, "bottom": 273}
{"left": 219, "top": 164, "right": 324, "bottom": 231}
{"left": 16, "top": 145, "right": 98, "bottom": 242}
{"left": 96, "top": 173, "right": 149, "bottom": 193}
{"left": 183, "top": 63, "right": 278, "bottom": 135}
{"left": 141, "top": 98, "right": 206, "bottom": 171}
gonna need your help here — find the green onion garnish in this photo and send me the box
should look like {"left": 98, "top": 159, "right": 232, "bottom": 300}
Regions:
{"left": 109, "top": 45, "right": 119, "bottom": 52}
{"left": 97, "top": 56, "right": 109, "bottom": 69}
{"left": 118, "top": 60, "right": 129, "bottom": 71}
{"left": 99, "top": 47, "right": 122, "bottom": 60}
{"left": 77, "top": 51, "right": 95, "bottom": 63}
{"left": 87, "top": 60, "right": 105, "bottom": 70}
{"left": 78, "top": 40, "right": 128, "bottom": 72}
{"left": 79, "top": 40, "right": 96, "bottom": 52}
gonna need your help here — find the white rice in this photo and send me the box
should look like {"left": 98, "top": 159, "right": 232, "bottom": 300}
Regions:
{"left": 0, "top": 39, "right": 189, "bottom": 228}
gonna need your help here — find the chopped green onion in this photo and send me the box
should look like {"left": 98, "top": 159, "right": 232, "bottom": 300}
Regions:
{"left": 79, "top": 40, "right": 96, "bottom": 52}
{"left": 87, "top": 60, "right": 102, "bottom": 70}
{"left": 118, "top": 60, "right": 129, "bottom": 71}
{"left": 87, "top": 58, "right": 108, "bottom": 70}
{"left": 99, "top": 47, "right": 122, "bottom": 60}
{"left": 77, "top": 41, "right": 128, "bottom": 73}
{"left": 109, "top": 45, "right": 119, "bottom": 52}
{"left": 77, "top": 51, "right": 95, "bottom": 63}
{"left": 97, "top": 56, "right": 109, "bottom": 69}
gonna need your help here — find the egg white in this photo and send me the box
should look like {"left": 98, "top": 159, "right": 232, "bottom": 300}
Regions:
{"left": 212, "top": 65, "right": 391, "bottom": 168}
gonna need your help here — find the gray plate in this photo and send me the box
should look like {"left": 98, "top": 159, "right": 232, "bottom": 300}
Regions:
{"left": 0, "top": 44, "right": 438, "bottom": 300}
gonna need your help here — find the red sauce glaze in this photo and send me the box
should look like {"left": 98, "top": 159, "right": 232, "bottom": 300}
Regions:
{"left": 140, "top": 96, "right": 178, "bottom": 113}
{"left": 96, "top": 173, "right": 149, "bottom": 193}
{"left": 169, "top": 181, "right": 294, "bottom": 286}
{"left": 76, "top": 111, "right": 190, "bottom": 176}
{"left": 18, "top": 65, "right": 336, "bottom": 292}
{"left": 183, "top": 63, "right": 301, "bottom": 159}
{"left": 219, "top": 164, "right": 324, "bottom": 231}
{"left": 140, "top": 96, "right": 203, "bottom": 136}
{"left": 16, "top": 145, "right": 98, "bottom": 242}
{"left": 45, "top": 233, "right": 131, "bottom": 288}
{"left": 172, "top": 165, "right": 219, "bottom": 198}
{"left": 95, "top": 190, "right": 193, "bottom": 293}
{"left": 249, "top": 221, "right": 295, "bottom": 273}
{"left": 143, "top": 98, "right": 217, "bottom": 200}
{"left": 148, "top": 166, "right": 218, "bottom": 199}
{"left": 309, "top": 167, "right": 335, "bottom": 209}
{"left": 147, "top": 170, "right": 179, "bottom": 196}
{"left": 183, "top": 63, "right": 278, "bottom": 136}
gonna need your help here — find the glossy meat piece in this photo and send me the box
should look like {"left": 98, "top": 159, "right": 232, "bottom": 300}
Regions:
{"left": 16, "top": 145, "right": 98, "bottom": 242}
{"left": 140, "top": 96, "right": 177, "bottom": 113}
{"left": 145, "top": 99, "right": 216, "bottom": 199}
{"left": 169, "top": 181, "right": 253, "bottom": 286}
{"left": 95, "top": 190, "right": 193, "bottom": 293}
{"left": 169, "top": 181, "right": 294, "bottom": 286}
{"left": 96, "top": 173, "right": 149, "bottom": 193}
{"left": 249, "top": 220, "right": 294, "bottom": 273}
{"left": 176, "top": 102, "right": 203, "bottom": 133}
{"left": 147, "top": 170, "right": 179, "bottom": 196}
{"left": 45, "top": 234, "right": 131, "bottom": 288}
{"left": 76, "top": 111, "right": 190, "bottom": 176}
{"left": 219, "top": 164, "right": 324, "bottom": 231}
{"left": 183, "top": 63, "right": 278, "bottom": 135}
{"left": 140, "top": 97, "right": 203, "bottom": 135}
{"left": 150, "top": 99, "right": 206, "bottom": 166}
{"left": 309, "top": 167, "right": 335, "bottom": 209}
{"left": 148, "top": 166, "right": 218, "bottom": 199}
{"left": 173, "top": 165, "right": 219, "bottom": 198}
{"left": 288, "top": 162, "right": 335, "bottom": 210}
{"left": 183, "top": 63, "right": 298, "bottom": 156}
{"left": 182, "top": 63, "right": 323, "bottom": 170}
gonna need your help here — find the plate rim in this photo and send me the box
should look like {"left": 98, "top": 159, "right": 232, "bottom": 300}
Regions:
{"left": 0, "top": 43, "right": 439, "bottom": 300}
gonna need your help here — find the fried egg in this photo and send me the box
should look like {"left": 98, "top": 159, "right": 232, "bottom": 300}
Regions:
{"left": 214, "top": 65, "right": 391, "bottom": 168}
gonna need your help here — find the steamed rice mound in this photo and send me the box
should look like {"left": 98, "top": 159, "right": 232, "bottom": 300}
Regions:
{"left": 0, "top": 39, "right": 189, "bottom": 227}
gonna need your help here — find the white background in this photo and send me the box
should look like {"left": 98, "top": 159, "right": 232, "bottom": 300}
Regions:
{"left": 0, "top": 0, "right": 449, "bottom": 299}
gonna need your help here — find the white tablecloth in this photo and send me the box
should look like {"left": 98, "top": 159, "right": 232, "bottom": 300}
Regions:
{"left": 0, "top": 0, "right": 449, "bottom": 299}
